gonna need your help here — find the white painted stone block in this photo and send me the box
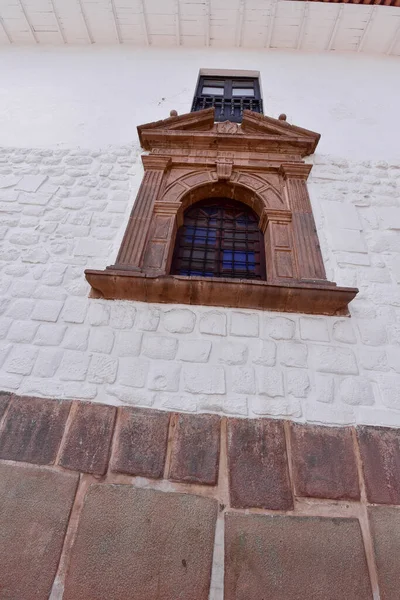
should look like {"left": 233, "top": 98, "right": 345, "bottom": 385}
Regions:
{"left": 177, "top": 339, "right": 211, "bottom": 363}
{"left": 280, "top": 342, "right": 308, "bottom": 368}
{"left": 332, "top": 319, "right": 357, "bottom": 344}
{"left": 375, "top": 375, "right": 400, "bottom": 410}
{"left": 309, "top": 345, "right": 358, "bottom": 374}
{"left": 300, "top": 318, "right": 329, "bottom": 342}
{"left": 287, "top": 369, "right": 310, "bottom": 398}
{"left": 257, "top": 367, "right": 284, "bottom": 397}
{"left": 231, "top": 367, "right": 256, "bottom": 394}
{"left": 58, "top": 350, "right": 90, "bottom": 381}
{"left": 15, "top": 175, "right": 47, "bottom": 193}
{"left": 7, "top": 320, "right": 38, "bottom": 343}
{"left": 323, "top": 201, "right": 362, "bottom": 230}
{"left": 330, "top": 229, "right": 367, "bottom": 253}
{"left": 115, "top": 331, "right": 142, "bottom": 357}
{"left": 315, "top": 373, "right": 335, "bottom": 403}
{"left": 34, "top": 323, "right": 66, "bottom": 346}
{"left": 217, "top": 341, "right": 247, "bottom": 365}
{"left": 141, "top": 335, "right": 177, "bottom": 360}
{"left": 264, "top": 316, "right": 295, "bottom": 340}
{"left": 61, "top": 297, "right": 88, "bottom": 324}
{"left": 136, "top": 307, "right": 160, "bottom": 331}
{"left": 118, "top": 357, "right": 149, "bottom": 388}
{"left": 357, "top": 320, "right": 388, "bottom": 346}
{"left": 88, "top": 302, "right": 110, "bottom": 326}
{"left": 88, "top": 354, "right": 118, "bottom": 384}
{"left": 31, "top": 300, "right": 64, "bottom": 322}
{"left": 360, "top": 348, "right": 389, "bottom": 372}
{"left": 163, "top": 309, "right": 195, "bottom": 333}
{"left": 230, "top": 312, "right": 259, "bottom": 337}
{"left": 251, "top": 396, "right": 302, "bottom": 418}
{"left": 252, "top": 340, "right": 277, "bottom": 366}
{"left": 62, "top": 327, "right": 89, "bottom": 351}
{"left": 148, "top": 362, "right": 181, "bottom": 392}
{"left": 110, "top": 304, "right": 135, "bottom": 329}
{"left": 33, "top": 348, "right": 63, "bottom": 378}
{"left": 387, "top": 347, "right": 400, "bottom": 374}
{"left": 379, "top": 207, "right": 400, "bottom": 230}
{"left": 338, "top": 377, "right": 375, "bottom": 406}
{"left": 89, "top": 328, "right": 115, "bottom": 354}
{"left": 183, "top": 365, "right": 225, "bottom": 394}
{"left": 199, "top": 311, "right": 227, "bottom": 336}
{"left": 107, "top": 386, "right": 153, "bottom": 406}
{"left": 156, "top": 392, "right": 196, "bottom": 413}
{"left": 5, "top": 346, "right": 38, "bottom": 375}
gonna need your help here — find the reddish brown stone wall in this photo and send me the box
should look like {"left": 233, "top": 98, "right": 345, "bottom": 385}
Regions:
{"left": 1, "top": 391, "right": 400, "bottom": 599}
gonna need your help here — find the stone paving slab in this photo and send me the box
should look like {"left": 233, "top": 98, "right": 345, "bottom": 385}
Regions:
{"left": 0, "top": 395, "right": 71, "bottom": 465}
{"left": 290, "top": 422, "right": 360, "bottom": 500}
{"left": 63, "top": 484, "right": 218, "bottom": 600}
{"left": 224, "top": 513, "right": 373, "bottom": 600}
{"left": 169, "top": 413, "right": 221, "bottom": 485}
{"left": 369, "top": 506, "right": 400, "bottom": 600}
{"left": 0, "top": 462, "right": 78, "bottom": 600}
{"left": 227, "top": 418, "right": 293, "bottom": 509}
{"left": 357, "top": 426, "right": 400, "bottom": 504}
{"left": 59, "top": 401, "right": 116, "bottom": 475}
{"left": 111, "top": 407, "right": 170, "bottom": 478}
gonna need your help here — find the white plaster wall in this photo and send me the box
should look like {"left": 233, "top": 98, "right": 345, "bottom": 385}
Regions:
{"left": 0, "top": 46, "right": 400, "bottom": 160}
{"left": 0, "top": 143, "right": 399, "bottom": 427}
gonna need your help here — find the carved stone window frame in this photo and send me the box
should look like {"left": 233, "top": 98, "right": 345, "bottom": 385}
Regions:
{"left": 86, "top": 109, "right": 358, "bottom": 316}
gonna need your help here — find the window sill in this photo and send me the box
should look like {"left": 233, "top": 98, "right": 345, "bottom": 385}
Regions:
{"left": 85, "top": 269, "right": 358, "bottom": 316}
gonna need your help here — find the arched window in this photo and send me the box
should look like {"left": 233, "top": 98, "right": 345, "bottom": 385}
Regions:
{"left": 171, "top": 198, "right": 266, "bottom": 280}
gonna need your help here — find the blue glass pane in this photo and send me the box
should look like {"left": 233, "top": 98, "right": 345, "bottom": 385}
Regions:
{"left": 184, "top": 226, "right": 216, "bottom": 245}
{"left": 223, "top": 250, "right": 255, "bottom": 271}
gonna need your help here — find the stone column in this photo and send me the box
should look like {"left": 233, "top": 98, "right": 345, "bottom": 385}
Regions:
{"left": 112, "top": 155, "right": 171, "bottom": 270}
{"left": 280, "top": 163, "right": 327, "bottom": 282}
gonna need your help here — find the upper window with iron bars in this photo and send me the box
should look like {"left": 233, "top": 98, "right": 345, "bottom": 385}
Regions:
{"left": 191, "top": 75, "right": 263, "bottom": 123}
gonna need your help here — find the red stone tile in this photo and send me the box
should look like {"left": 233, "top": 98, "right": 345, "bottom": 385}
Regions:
{"left": 290, "top": 423, "right": 360, "bottom": 500}
{"left": 0, "top": 462, "right": 78, "bottom": 599}
{"left": 111, "top": 407, "right": 170, "bottom": 479}
{"left": 0, "top": 391, "right": 10, "bottom": 419}
{"left": 59, "top": 402, "right": 116, "bottom": 475}
{"left": 227, "top": 418, "right": 293, "bottom": 510}
{"left": 357, "top": 426, "right": 400, "bottom": 504}
{"left": 369, "top": 506, "right": 400, "bottom": 600}
{"left": 169, "top": 413, "right": 220, "bottom": 485}
{"left": 0, "top": 395, "right": 71, "bottom": 465}
{"left": 225, "top": 513, "right": 373, "bottom": 600}
{"left": 64, "top": 485, "right": 218, "bottom": 600}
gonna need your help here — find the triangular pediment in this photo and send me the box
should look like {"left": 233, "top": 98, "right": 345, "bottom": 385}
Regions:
{"left": 137, "top": 108, "right": 320, "bottom": 156}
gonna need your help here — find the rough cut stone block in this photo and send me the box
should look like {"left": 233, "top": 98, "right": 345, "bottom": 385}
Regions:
{"left": 309, "top": 344, "right": 358, "bottom": 374}
{"left": 369, "top": 506, "right": 400, "bottom": 600}
{"left": 357, "top": 426, "right": 400, "bottom": 504}
{"left": 163, "top": 308, "right": 196, "bottom": 333}
{"left": 111, "top": 407, "right": 170, "bottom": 478}
{"left": 264, "top": 316, "right": 295, "bottom": 340}
{"left": 0, "top": 395, "right": 71, "bottom": 464}
{"left": 339, "top": 376, "right": 375, "bottom": 406}
{"left": 0, "top": 391, "right": 10, "bottom": 419}
{"left": 230, "top": 311, "right": 259, "bottom": 337}
{"left": 183, "top": 364, "right": 225, "bottom": 394}
{"left": 199, "top": 310, "right": 227, "bottom": 336}
{"left": 63, "top": 486, "right": 217, "bottom": 600}
{"left": 59, "top": 402, "right": 116, "bottom": 475}
{"left": 290, "top": 423, "right": 360, "bottom": 500}
{"left": 0, "top": 463, "right": 78, "bottom": 600}
{"left": 169, "top": 413, "right": 220, "bottom": 485}
{"left": 15, "top": 174, "right": 47, "bottom": 193}
{"left": 225, "top": 513, "right": 373, "bottom": 600}
{"left": 227, "top": 418, "right": 292, "bottom": 509}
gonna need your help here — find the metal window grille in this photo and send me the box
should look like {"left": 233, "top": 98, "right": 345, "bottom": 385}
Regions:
{"left": 191, "top": 76, "right": 263, "bottom": 123}
{"left": 171, "top": 199, "right": 266, "bottom": 280}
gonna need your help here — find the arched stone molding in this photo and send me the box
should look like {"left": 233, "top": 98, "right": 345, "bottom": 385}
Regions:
{"left": 86, "top": 108, "right": 358, "bottom": 316}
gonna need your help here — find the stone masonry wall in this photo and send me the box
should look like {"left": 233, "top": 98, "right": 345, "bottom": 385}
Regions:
{"left": 0, "top": 145, "right": 400, "bottom": 427}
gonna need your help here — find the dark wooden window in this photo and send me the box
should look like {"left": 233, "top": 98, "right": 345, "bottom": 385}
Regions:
{"left": 171, "top": 199, "right": 266, "bottom": 280}
{"left": 191, "top": 76, "right": 263, "bottom": 123}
